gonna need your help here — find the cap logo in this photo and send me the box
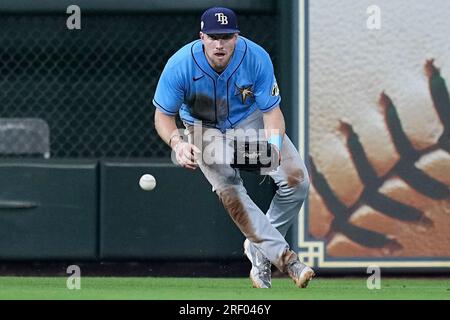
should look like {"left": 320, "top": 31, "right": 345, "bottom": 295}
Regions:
{"left": 215, "top": 13, "right": 229, "bottom": 25}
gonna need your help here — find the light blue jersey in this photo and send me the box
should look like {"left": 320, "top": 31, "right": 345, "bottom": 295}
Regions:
{"left": 153, "top": 36, "right": 281, "bottom": 132}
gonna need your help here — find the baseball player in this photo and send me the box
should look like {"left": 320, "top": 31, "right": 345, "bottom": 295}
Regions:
{"left": 153, "top": 7, "right": 314, "bottom": 288}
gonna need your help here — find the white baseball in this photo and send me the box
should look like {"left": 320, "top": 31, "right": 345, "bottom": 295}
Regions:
{"left": 139, "top": 174, "right": 156, "bottom": 191}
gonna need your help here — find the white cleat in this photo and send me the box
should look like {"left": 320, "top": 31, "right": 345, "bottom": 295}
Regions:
{"left": 287, "top": 261, "right": 315, "bottom": 288}
{"left": 243, "top": 239, "right": 272, "bottom": 288}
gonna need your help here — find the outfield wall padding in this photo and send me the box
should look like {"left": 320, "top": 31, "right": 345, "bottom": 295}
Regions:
{"left": 0, "top": 160, "right": 98, "bottom": 260}
{"left": 99, "top": 161, "right": 275, "bottom": 260}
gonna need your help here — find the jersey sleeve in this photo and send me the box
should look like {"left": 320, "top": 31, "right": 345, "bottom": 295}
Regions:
{"left": 152, "top": 61, "right": 184, "bottom": 116}
{"left": 254, "top": 51, "right": 281, "bottom": 112}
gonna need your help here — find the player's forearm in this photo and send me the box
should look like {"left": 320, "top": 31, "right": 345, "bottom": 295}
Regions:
{"left": 263, "top": 106, "right": 285, "bottom": 149}
{"left": 154, "top": 109, "right": 183, "bottom": 149}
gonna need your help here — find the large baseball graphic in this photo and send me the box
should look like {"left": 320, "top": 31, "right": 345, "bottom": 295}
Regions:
{"left": 308, "top": 0, "right": 450, "bottom": 259}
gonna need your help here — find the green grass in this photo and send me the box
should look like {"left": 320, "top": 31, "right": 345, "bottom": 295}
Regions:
{"left": 0, "top": 277, "right": 449, "bottom": 300}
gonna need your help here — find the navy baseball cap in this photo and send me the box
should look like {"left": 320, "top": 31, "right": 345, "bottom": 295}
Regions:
{"left": 200, "top": 7, "right": 240, "bottom": 34}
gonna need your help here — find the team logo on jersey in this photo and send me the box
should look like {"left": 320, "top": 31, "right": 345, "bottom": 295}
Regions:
{"left": 235, "top": 84, "right": 254, "bottom": 104}
{"left": 215, "top": 13, "right": 229, "bottom": 25}
{"left": 271, "top": 81, "right": 280, "bottom": 97}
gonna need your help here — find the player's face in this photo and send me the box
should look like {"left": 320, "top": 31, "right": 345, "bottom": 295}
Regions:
{"left": 200, "top": 32, "right": 238, "bottom": 72}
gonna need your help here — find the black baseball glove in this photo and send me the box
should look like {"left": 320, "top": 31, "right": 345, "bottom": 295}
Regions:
{"left": 231, "top": 138, "right": 280, "bottom": 172}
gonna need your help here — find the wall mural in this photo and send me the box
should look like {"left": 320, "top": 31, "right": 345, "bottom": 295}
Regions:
{"left": 301, "top": 0, "right": 450, "bottom": 269}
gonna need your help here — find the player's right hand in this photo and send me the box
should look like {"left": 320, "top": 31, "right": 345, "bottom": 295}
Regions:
{"left": 173, "top": 141, "right": 201, "bottom": 170}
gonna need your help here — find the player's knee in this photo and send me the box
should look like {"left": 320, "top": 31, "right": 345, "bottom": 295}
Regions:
{"left": 282, "top": 167, "right": 310, "bottom": 202}
{"left": 216, "top": 185, "right": 244, "bottom": 206}
{"left": 285, "top": 165, "right": 309, "bottom": 188}
{"left": 212, "top": 172, "right": 242, "bottom": 194}
{"left": 294, "top": 173, "right": 310, "bottom": 200}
